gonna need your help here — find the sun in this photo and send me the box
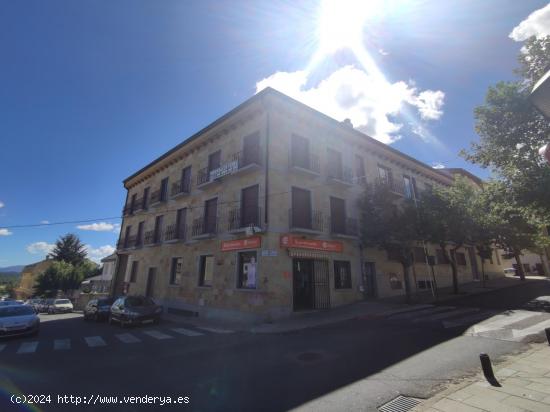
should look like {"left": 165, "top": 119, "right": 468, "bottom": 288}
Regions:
{"left": 317, "top": 0, "right": 381, "bottom": 55}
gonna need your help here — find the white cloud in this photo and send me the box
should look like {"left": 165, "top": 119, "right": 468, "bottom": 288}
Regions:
{"left": 510, "top": 3, "right": 550, "bottom": 41}
{"left": 256, "top": 65, "right": 444, "bottom": 144}
{"left": 0, "top": 229, "right": 13, "bottom": 236}
{"left": 378, "top": 49, "right": 389, "bottom": 56}
{"left": 85, "top": 245, "right": 116, "bottom": 263}
{"left": 0, "top": 201, "right": 4, "bottom": 208}
{"left": 432, "top": 162, "right": 446, "bottom": 169}
{"left": 40, "top": 220, "right": 50, "bottom": 225}
{"left": 27, "top": 241, "right": 55, "bottom": 255}
{"left": 77, "top": 222, "right": 120, "bottom": 233}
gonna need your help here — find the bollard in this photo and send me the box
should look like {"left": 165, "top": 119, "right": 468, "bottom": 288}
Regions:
{"left": 480, "top": 353, "right": 500, "bottom": 387}
{"left": 545, "top": 327, "right": 550, "bottom": 345}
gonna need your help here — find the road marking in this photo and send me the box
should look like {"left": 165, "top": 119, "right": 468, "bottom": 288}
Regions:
{"left": 17, "top": 342, "right": 38, "bottom": 354}
{"left": 413, "top": 307, "right": 480, "bottom": 323}
{"left": 197, "top": 327, "right": 235, "bottom": 334}
{"left": 84, "top": 336, "right": 107, "bottom": 347}
{"left": 171, "top": 328, "right": 204, "bottom": 337}
{"left": 142, "top": 330, "right": 173, "bottom": 340}
{"left": 443, "top": 311, "right": 498, "bottom": 328}
{"left": 512, "top": 319, "right": 550, "bottom": 340}
{"left": 375, "top": 304, "right": 435, "bottom": 318}
{"left": 471, "top": 310, "right": 539, "bottom": 334}
{"left": 54, "top": 339, "right": 71, "bottom": 350}
{"left": 116, "top": 333, "right": 141, "bottom": 343}
{"left": 390, "top": 306, "right": 455, "bottom": 320}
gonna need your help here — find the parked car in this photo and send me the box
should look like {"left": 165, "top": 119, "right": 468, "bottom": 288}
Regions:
{"left": 522, "top": 296, "right": 550, "bottom": 313}
{"left": 0, "top": 305, "right": 40, "bottom": 338}
{"left": 36, "top": 299, "right": 52, "bottom": 313}
{"left": 83, "top": 297, "right": 115, "bottom": 322}
{"left": 47, "top": 299, "right": 74, "bottom": 314}
{"left": 109, "top": 296, "right": 163, "bottom": 327}
{"left": 503, "top": 268, "right": 517, "bottom": 276}
{"left": 0, "top": 300, "right": 23, "bottom": 307}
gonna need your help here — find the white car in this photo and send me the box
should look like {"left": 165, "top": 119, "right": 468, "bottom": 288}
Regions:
{"left": 0, "top": 305, "right": 40, "bottom": 337}
{"left": 47, "top": 299, "right": 74, "bottom": 314}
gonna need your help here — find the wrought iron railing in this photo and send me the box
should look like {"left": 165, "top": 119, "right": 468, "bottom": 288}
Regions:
{"left": 171, "top": 179, "right": 191, "bottom": 197}
{"left": 290, "top": 152, "right": 320, "bottom": 174}
{"left": 289, "top": 209, "right": 325, "bottom": 232}
{"left": 330, "top": 217, "right": 358, "bottom": 237}
{"left": 227, "top": 207, "right": 261, "bottom": 231}
{"left": 191, "top": 216, "right": 218, "bottom": 237}
{"left": 327, "top": 165, "right": 354, "bottom": 184}
{"left": 164, "top": 223, "right": 187, "bottom": 242}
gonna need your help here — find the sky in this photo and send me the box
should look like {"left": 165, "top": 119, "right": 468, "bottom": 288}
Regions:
{"left": 1, "top": 0, "right": 549, "bottom": 267}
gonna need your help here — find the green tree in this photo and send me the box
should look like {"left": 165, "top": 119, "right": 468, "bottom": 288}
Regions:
{"left": 34, "top": 261, "right": 74, "bottom": 297}
{"left": 359, "top": 184, "right": 424, "bottom": 303}
{"left": 49, "top": 233, "right": 87, "bottom": 266}
{"left": 463, "top": 36, "right": 550, "bottom": 221}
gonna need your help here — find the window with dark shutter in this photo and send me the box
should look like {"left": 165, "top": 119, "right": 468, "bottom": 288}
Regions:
{"left": 204, "top": 198, "right": 217, "bottom": 234}
{"left": 334, "top": 261, "right": 352, "bottom": 289}
{"left": 330, "top": 197, "right": 346, "bottom": 234}
{"left": 241, "top": 185, "right": 259, "bottom": 227}
{"left": 291, "top": 187, "right": 312, "bottom": 229}
{"left": 208, "top": 150, "right": 221, "bottom": 173}
{"left": 243, "top": 132, "right": 260, "bottom": 166}
{"left": 291, "top": 135, "right": 309, "bottom": 169}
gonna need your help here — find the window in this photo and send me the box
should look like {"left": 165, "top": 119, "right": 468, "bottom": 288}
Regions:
{"left": 411, "top": 177, "right": 419, "bottom": 199}
{"left": 413, "top": 247, "right": 426, "bottom": 263}
{"left": 334, "top": 260, "right": 352, "bottom": 289}
{"left": 389, "top": 274, "right": 402, "bottom": 290}
{"left": 436, "top": 249, "right": 449, "bottom": 264}
{"left": 130, "top": 193, "right": 137, "bottom": 211}
{"left": 327, "top": 148, "right": 343, "bottom": 179}
{"left": 241, "top": 185, "right": 259, "bottom": 227}
{"left": 136, "top": 221, "right": 144, "bottom": 247}
{"left": 403, "top": 176, "right": 413, "bottom": 199}
{"left": 154, "top": 215, "right": 163, "bottom": 243}
{"left": 181, "top": 166, "right": 191, "bottom": 193}
{"left": 291, "top": 134, "right": 310, "bottom": 169}
{"left": 169, "top": 257, "right": 183, "bottom": 285}
{"left": 355, "top": 154, "right": 366, "bottom": 184}
{"left": 237, "top": 251, "right": 257, "bottom": 289}
{"left": 417, "top": 280, "right": 433, "bottom": 289}
{"left": 204, "top": 198, "right": 218, "bottom": 234}
{"left": 378, "top": 165, "right": 393, "bottom": 185}
{"left": 455, "top": 252, "right": 467, "bottom": 266}
{"left": 208, "top": 150, "right": 221, "bottom": 173}
{"left": 291, "top": 187, "right": 312, "bottom": 229}
{"left": 142, "top": 187, "right": 150, "bottom": 209}
{"left": 330, "top": 197, "right": 346, "bottom": 234}
{"left": 160, "top": 177, "right": 169, "bottom": 202}
{"left": 199, "top": 255, "right": 214, "bottom": 287}
{"left": 242, "top": 132, "right": 260, "bottom": 166}
{"left": 123, "top": 225, "right": 131, "bottom": 248}
{"left": 129, "top": 261, "right": 139, "bottom": 283}
{"left": 175, "top": 208, "right": 187, "bottom": 239}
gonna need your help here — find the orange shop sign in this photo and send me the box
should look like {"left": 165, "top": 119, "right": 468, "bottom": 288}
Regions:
{"left": 221, "top": 236, "right": 261, "bottom": 252}
{"left": 279, "top": 235, "right": 343, "bottom": 253}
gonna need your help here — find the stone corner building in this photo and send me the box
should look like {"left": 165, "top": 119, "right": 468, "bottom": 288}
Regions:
{"left": 111, "top": 88, "right": 505, "bottom": 322}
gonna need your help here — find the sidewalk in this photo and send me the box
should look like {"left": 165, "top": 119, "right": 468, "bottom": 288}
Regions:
{"left": 414, "top": 343, "right": 550, "bottom": 412}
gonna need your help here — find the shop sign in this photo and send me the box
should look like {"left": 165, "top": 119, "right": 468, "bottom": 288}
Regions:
{"left": 221, "top": 236, "right": 261, "bottom": 252}
{"left": 279, "top": 235, "right": 343, "bottom": 253}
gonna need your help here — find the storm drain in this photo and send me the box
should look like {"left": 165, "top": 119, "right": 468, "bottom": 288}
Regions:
{"left": 378, "top": 395, "right": 422, "bottom": 412}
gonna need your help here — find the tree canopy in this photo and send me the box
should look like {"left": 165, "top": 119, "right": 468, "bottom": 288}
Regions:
{"left": 49, "top": 233, "right": 87, "bottom": 266}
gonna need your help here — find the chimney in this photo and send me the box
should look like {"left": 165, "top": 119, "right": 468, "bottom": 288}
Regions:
{"left": 342, "top": 118, "right": 353, "bottom": 128}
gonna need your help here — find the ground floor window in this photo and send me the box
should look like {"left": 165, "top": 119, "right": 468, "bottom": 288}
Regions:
{"left": 455, "top": 252, "right": 467, "bottom": 266}
{"left": 237, "top": 251, "right": 257, "bottom": 289}
{"left": 169, "top": 257, "right": 183, "bottom": 285}
{"left": 417, "top": 280, "right": 433, "bottom": 289}
{"left": 129, "top": 261, "right": 139, "bottom": 283}
{"left": 198, "top": 255, "right": 214, "bottom": 287}
{"left": 389, "top": 273, "right": 402, "bottom": 289}
{"left": 334, "top": 260, "right": 352, "bottom": 289}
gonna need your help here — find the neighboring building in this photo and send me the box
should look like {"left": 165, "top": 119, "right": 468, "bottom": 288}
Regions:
{"left": 81, "top": 253, "right": 116, "bottom": 294}
{"left": 15, "top": 259, "right": 54, "bottom": 299}
{"left": 112, "top": 88, "right": 506, "bottom": 321}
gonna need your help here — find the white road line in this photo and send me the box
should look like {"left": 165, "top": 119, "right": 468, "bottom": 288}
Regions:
{"left": 17, "top": 342, "right": 38, "bottom": 354}
{"left": 413, "top": 307, "right": 480, "bottom": 323}
{"left": 443, "top": 311, "right": 498, "bottom": 328}
{"left": 471, "top": 310, "right": 539, "bottom": 334}
{"left": 142, "top": 330, "right": 173, "bottom": 340}
{"left": 171, "top": 328, "right": 204, "bottom": 337}
{"left": 116, "top": 333, "right": 141, "bottom": 343}
{"left": 84, "top": 336, "right": 107, "bottom": 347}
{"left": 376, "top": 304, "right": 435, "bottom": 317}
{"left": 197, "top": 327, "right": 235, "bottom": 334}
{"left": 512, "top": 319, "right": 550, "bottom": 340}
{"left": 390, "top": 306, "right": 455, "bottom": 320}
{"left": 54, "top": 339, "right": 71, "bottom": 350}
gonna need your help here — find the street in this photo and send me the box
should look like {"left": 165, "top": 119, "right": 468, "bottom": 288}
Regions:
{"left": 1, "top": 280, "right": 550, "bottom": 412}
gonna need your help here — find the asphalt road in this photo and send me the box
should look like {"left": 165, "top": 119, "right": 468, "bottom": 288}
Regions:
{"left": 1, "top": 281, "right": 548, "bottom": 412}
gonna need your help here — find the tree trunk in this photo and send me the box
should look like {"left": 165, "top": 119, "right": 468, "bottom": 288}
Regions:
{"left": 514, "top": 251, "right": 526, "bottom": 281}
{"left": 481, "top": 258, "right": 486, "bottom": 288}
{"left": 402, "top": 263, "right": 412, "bottom": 304}
{"left": 450, "top": 248, "right": 459, "bottom": 294}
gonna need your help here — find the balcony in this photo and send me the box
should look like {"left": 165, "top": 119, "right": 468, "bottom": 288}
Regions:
{"left": 122, "top": 205, "right": 133, "bottom": 216}
{"left": 164, "top": 223, "right": 187, "bottom": 243}
{"left": 330, "top": 217, "right": 359, "bottom": 238}
{"left": 150, "top": 189, "right": 168, "bottom": 207}
{"left": 191, "top": 217, "right": 218, "bottom": 239}
{"left": 289, "top": 152, "right": 321, "bottom": 177}
{"left": 171, "top": 179, "right": 191, "bottom": 199}
{"left": 327, "top": 165, "right": 354, "bottom": 187}
{"left": 134, "top": 234, "right": 144, "bottom": 249}
{"left": 117, "top": 234, "right": 137, "bottom": 250}
{"left": 227, "top": 207, "right": 262, "bottom": 233}
{"left": 144, "top": 230, "right": 162, "bottom": 246}
{"left": 196, "top": 167, "right": 222, "bottom": 190}
{"left": 376, "top": 177, "right": 405, "bottom": 197}
{"left": 132, "top": 197, "right": 144, "bottom": 212}
{"left": 229, "top": 150, "right": 262, "bottom": 177}
{"left": 289, "top": 209, "right": 325, "bottom": 234}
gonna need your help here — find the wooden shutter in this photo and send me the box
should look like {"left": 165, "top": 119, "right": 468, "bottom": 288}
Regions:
{"left": 241, "top": 185, "right": 259, "bottom": 226}
{"left": 330, "top": 197, "right": 346, "bottom": 233}
{"left": 292, "top": 187, "right": 311, "bottom": 228}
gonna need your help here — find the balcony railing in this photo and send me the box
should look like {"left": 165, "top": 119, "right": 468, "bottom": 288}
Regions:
{"left": 289, "top": 209, "right": 325, "bottom": 232}
{"left": 150, "top": 189, "right": 168, "bottom": 205}
{"left": 144, "top": 229, "right": 162, "bottom": 245}
{"left": 227, "top": 207, "right": 262, "bottom": 231}
{"left": 330, "top": 217, "right": 359, "bottom": 237}
{"left": 327, "top": 165, "right": 354, "bottom": 185}
{"left": 191, "top": 217, "right": 218, "bottom": 237}
{"left": 122, "top": 205, "right": 133, "bottom": 216}
{"left": 133, "top": 197, "right": 144, "bottom": 211}
{"left": 290, "top": 152, "right": 320, "bottom": 174}
{"left": 196, "top": 167, "right": 213, "bottom": 186}
{"left": 376, "top": 177, "right": 405, "bottom": 196}
{"left": 134, "top": 234, "right": 144, "bottom": 248}
{"left": 229, "top": 150, "right": 261, "bottom": 169}
{"left": 164, "top": 223, "right": 187, "bottom": 242}
{"left": 171, "top": 179, "right": 191, "bottom": 197}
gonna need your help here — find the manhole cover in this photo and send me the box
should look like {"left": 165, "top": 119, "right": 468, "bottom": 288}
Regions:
{"left": 296, "top": 352, "right": 323, "bottom": 362}
{"left": 378, "top": 395, "right": 422, "bottom": 412}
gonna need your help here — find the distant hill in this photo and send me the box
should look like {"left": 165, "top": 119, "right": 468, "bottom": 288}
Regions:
{"left": 0, "top": 265, "right": 25, "bottom": 273}
{"left": 0, "top": 272, "right": 21, "bottom": 283}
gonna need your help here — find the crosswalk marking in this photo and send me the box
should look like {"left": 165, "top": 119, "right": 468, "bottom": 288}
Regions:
{"left": 413, "top": 307, "right": 480, "bottom": 323}
{"left": 54, "top": 339, "right": 70, "bottom": 350}
{"left": 375, "top": 304, "right": 435, "bottom": 318}
{"left": 512, "top": 319, "right": 550, "bottom": 340}
{"left": 471, "top": 310, "right": 539, "bottom": 334}
{"left": 171, "top": 328, "right": 204, "bottom": 337}
{"left": 84, "top": 336, "right": 106, "bottom": 347}
{"left": 142, "top": 330, "right": 173, "bottom": 340}
{"left": 17, "top": 342, "right": 38, "bottom": 354}
{"left": 116, "top": 333, "right": 141, "bottom": 343}
{"left": 390, "top": 306, "right": 455, "bottom": 320}
{"left": 197, "top": 327, "right": 234, "bottom": 334}
{"left": 443, "top": 311, "right": 498, "bottom": 328}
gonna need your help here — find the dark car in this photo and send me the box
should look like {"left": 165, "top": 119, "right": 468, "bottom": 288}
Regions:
{"left": 83, "top": 298, "right": 115, "bottom": 322}
{"left": 109, "top": 296, "right": 163, "bottom": 327}
{"left": 523, "top": 296, "right": 550, "bottom": 313}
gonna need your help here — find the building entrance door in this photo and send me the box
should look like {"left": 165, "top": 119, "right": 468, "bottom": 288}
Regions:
{"left": 363, "top": 262, "right": 377, "bottom": 298}
{"left": 145, "top": 267, "right": 156, "bottom": 298}
{"left": 293, "top": 259, "right": 314, "bottom": 311}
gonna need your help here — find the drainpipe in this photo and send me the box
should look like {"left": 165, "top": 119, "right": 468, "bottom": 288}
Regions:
{"left": 263, "top": 97, "right": 270, "bottom": 227}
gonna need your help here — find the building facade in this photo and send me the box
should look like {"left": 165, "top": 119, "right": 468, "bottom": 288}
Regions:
{"left": 113, "top": 88, "right": 506, "bottom": 321}
{"left": 15, "top": 259, "right": 53, "bottom": 300}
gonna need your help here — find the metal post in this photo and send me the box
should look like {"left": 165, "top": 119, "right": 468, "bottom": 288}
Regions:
{"left": 480, "top": 353, "right": 500, "bottom": 386}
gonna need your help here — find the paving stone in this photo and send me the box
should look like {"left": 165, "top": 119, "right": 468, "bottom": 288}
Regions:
{"left": 432, "top": 397, "right": 484, "bottom": 412}
{"left": 462, "top": 394, "right": 522, "bottom": 412}
{"left": 446, "top": 388, "right": 474, "bottom": 402}
{"left": 468, "top": 383, "right": 510, "bottom": 400}
{"left": 505, "top": 377, "right": 535, "bottom": 388}
{"left": 496, "top": 368, "right": 519, "bottom": 378}
{"left": 490, "top": 382, "right": 547, "bottom": 402}
{"left": 502, "top": 394, "right": 550, "bottom": 412}
{"left": 525, "top": 382, "right": 550, "bottom": 395}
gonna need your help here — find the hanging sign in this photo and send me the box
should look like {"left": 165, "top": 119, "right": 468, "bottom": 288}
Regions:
{"left": 279, "top": 235, "right": 343, "bottom": 253}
